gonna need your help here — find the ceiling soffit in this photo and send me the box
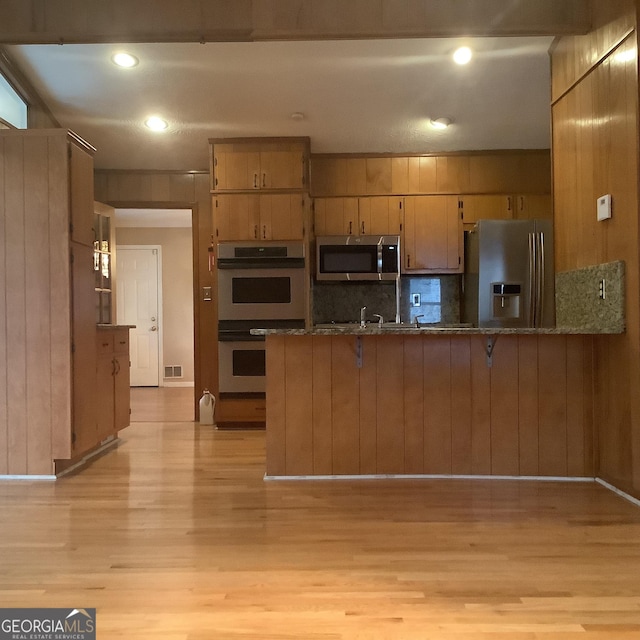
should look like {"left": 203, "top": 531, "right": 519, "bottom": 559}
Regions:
{"left": 0, "top": 0, "right": 591, "bottom": 44}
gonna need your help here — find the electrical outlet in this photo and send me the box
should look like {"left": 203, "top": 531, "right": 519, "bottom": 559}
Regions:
{"left": 599, "top": 279, "right": 606, "bottom": 300}
{"left": 411, "top": 293, "right": 421, "bottom": 307}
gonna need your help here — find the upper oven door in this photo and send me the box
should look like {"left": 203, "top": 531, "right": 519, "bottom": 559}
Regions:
{"left": 218, "top": 267, "right": 306, "bottom": 321}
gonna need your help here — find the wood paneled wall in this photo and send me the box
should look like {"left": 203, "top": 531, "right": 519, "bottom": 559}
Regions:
{"left": 551, "top": 0, "right": 636, "bottom": 101}
{"left": 0, "top": 0, "right": 590, "bottom": 44}
{"left": 551, "top": 0, "right": 640, "bottom": 497}
{"left": 0, "top": 132, "right": 74, "bottom": 475}
{"left": 94, "top": 171, "right": 216, "bottom": 409}
{"left": 266, "top": 334, "right": 594, "bottom": 478}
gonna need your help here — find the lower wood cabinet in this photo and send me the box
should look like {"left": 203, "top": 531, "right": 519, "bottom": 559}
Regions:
{"left": 217, "top": 397, "right": 266, "bottom": 426}
{"left": 96, "top": 327, "right": 131, "bottom": 441}
{"left": 266, "top": 334, "right": 595, "bottom": 478}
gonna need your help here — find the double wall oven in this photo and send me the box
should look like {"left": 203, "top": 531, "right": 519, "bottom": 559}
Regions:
{"left": 217, "top": 241, "right": 306, "bottom": 394}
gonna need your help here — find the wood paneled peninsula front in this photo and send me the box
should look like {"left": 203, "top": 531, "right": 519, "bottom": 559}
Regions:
{"left": 256, "top": 325, "right": 622, "bottom": 479}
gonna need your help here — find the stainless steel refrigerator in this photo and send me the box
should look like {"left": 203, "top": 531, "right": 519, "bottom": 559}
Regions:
{"left": 463, "top": 219, "right": 555, "bottom": 328}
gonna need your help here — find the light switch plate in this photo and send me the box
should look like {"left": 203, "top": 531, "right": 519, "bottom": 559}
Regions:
{"left": 597, "top": 194, "right": 612, "bottom": 221}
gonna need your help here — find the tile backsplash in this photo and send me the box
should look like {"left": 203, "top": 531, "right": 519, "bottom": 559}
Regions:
{"left": 312, "top": 276, "right": 461, "bottom": 325}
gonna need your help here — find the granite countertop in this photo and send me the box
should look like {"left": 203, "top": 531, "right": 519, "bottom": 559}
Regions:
{"left": 252, "top": 323, "right": 625, "bottom": 336}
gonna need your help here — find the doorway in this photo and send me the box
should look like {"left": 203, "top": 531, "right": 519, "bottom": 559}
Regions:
{"left": 117, "top": 246, "right": 161, "bottom": 386}
{"left": 115, "top": 208, "right": 194, "bottom": 391}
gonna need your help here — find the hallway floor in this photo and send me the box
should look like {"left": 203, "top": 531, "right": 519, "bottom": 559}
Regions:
{"left": 130, "top": 386, "right": 195, "bottom": 422}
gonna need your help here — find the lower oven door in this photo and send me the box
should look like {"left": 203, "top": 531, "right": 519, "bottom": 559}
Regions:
{"left": 218, "top": 338, "right": 266, "bottom": 393}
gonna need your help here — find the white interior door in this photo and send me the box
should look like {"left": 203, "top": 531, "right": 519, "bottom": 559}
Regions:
{"left": 116, "top": 247, "right": 161, "bottom": 386}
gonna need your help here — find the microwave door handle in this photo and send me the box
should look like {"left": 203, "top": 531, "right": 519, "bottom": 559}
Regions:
{"left": 377, "top": 244, "right": 383, "bottom": 274}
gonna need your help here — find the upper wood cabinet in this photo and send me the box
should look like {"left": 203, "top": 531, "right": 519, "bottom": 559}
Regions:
{"left": 259, "top": 194, "right": 306, "bottom": 240}
{"left": 460, "top": 193, "right": 553, "bottom": 228}
{"left": 93, "top": 201, "right": 116, "bottom": 324}
{"left": 514, "top": 194, "right": 552, "bottom": 220}
{"left": 357, "top": 197, "right": 402, "bottom": 235}
{"left": 460, "top": 195, "right": 514, "bottom": 227}
{"left": 211, "top": 139, "right": 309, "bottom": 191}
{"left": 311, "top": 151, "right": 551, "bottom": 197}
{"left": 314, "top": 196, "right": 402, "bottom": 236}
{"left": 402, "top": 196, "right": 463, "bottom": 274}
{"left": 70, "top": 141, "right": 96, "bottom": 246}
{"left": 214, "top": 193, "right": 305, "bottom": 241}
{"left": 313, "top": 197, "right": 359, "bottom": 235}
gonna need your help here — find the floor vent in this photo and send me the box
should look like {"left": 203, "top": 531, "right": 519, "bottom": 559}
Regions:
{"left": 164, "top": 365, "right": 183, "bottom": 378}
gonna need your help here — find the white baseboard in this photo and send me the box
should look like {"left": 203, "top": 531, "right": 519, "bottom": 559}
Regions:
{"left": 596, "top": 478, "right": 640, "bottom": 508}
{"left": 0, "top": 475, "right": 56, "bottom": 481}
{"left": 265, "top": 473, "right": 596, "bottom": 482}
{"left": 162, "top": 381, "right": 195, "bottom": 388}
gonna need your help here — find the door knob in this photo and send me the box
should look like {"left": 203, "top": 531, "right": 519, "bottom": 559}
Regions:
{"left": 151, "top": 316, "right": 156, "bottom": 321}
{"left": 151, "top": 326, "right": 157, "bottom": 331}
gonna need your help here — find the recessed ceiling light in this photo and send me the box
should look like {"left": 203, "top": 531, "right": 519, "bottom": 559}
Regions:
{"left": 453, "top": 47, "right": 473, "bottom": 65}
{"left": 430, "top": 117, "right": 452, "bottom": 130}
{"left": 111, "top": 52, "right": 139, "bottom": 68}
{"left": 145, "top": 116, "right": 168, "bottom": 131}
{"left": 290, "top": 112, "right": 305, "bottom": 121}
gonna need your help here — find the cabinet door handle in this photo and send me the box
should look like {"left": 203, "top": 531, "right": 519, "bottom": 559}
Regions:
{"left": 262, "top": 172, "right": 267, "bottom": 188}
{"left": 115, "top": 359, "right": 121, "bottom": 375}
{"left": 254, "top": 224, "right": 258, "bottom": 239}
{"left": 262, "top": 225, "right": 267, "bottom": 239}
{"left": 111, "top": 358, "right": 117, "bottom": 375}
{"left": 407, "top": 254, "right": 411, "bottom": 268}
{"left": 349, "top": 221, "right": 353, "bottom": 235}
{"left": 361, "top": 221, "right": 365, "bottom": 234}
{"left": 507, "top": 196, "right": 512, "bottom": 212}
{"left": 253, "top": 172, "right": 259, "bottom": 189}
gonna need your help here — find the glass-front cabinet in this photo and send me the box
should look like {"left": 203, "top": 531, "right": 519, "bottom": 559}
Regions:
{"left": 93, "top": 204, "right": 115, "bottom": 323}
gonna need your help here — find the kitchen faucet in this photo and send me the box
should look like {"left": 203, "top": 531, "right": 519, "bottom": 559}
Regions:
{"left": 372, "top": 314, "right": 384, "bottom": 325}
{"left": 360, "top": 306, "right": 367, "bottom": 327}
{"left": 413, "top": 314, "right": 425, "bottom": 327}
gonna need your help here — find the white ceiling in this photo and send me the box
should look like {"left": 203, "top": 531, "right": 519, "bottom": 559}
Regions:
{"left": 6, "top": 37, "right": 553, "bottom": 171}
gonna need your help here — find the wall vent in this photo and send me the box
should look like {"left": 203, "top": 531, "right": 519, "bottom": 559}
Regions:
{"left": 164, "top": 365, "right": 183, "bottom": 378}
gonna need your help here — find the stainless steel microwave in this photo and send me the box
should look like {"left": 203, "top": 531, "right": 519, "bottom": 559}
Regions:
{"left": 316, "top": 235, "right": 400, "bottom": 281}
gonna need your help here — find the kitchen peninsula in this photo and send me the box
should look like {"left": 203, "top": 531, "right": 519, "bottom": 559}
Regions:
{"left": 258, "top": 322, "right": 622, "bottom": 479}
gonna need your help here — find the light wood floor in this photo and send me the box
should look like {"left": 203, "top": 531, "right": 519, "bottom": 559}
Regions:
{"left": 130, "top": 386, "right": 195, "bottom": 422}
{"left": 1, "top": 419, "right": 640, "bottom": 638}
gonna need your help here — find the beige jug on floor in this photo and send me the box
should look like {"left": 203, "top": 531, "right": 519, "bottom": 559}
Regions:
{"left": 199, "top": 389, "right": 216, "bottom": 425}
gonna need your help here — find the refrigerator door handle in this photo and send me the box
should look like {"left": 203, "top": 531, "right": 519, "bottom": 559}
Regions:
{"left": 528, "top": 233, "right": 536, "bottom": 326}
{"left": 536, "top": 232, "right": 545, "bottom": 327}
